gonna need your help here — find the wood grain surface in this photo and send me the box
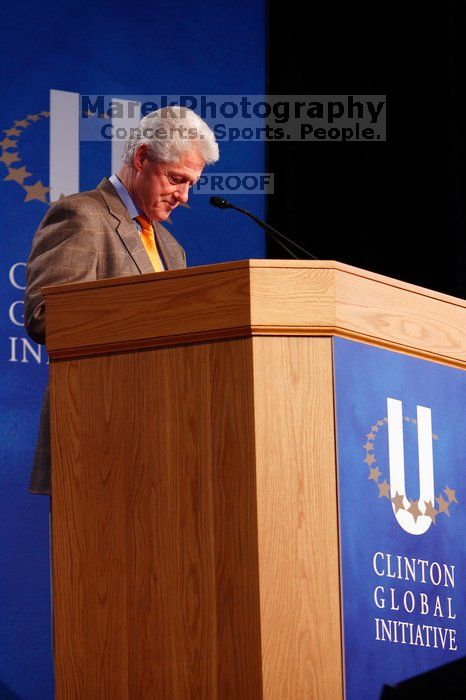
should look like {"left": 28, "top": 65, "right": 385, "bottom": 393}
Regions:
{"left": 44, "top": 260, "right": 466, "bottom": 367}
{"left": 252, "top": 337, "right": 342, "bottom": 699}
{"left": 51, "top": 338, "right": 263, "bottom": 698}
{"left": 51, "top": 333, "right": 342, "bottom": 698}
{"left": 45, "top": 265, "right": 251, "bottom": 353}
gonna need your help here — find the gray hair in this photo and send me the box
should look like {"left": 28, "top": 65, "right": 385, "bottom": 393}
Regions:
{"left": 123, "top": 106, "right": 219, "bottom": 165}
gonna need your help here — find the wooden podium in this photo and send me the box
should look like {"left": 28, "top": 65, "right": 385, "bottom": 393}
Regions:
{"left": 44, "top": 261, "right": 466, "bottom": 699}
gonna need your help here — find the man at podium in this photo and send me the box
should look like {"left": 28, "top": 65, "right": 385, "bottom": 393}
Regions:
{"left": 24, "top": 106, "right": 219, "bottom": 495}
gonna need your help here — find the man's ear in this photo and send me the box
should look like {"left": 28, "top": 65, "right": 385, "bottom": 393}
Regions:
{"left": 133, "top": 144, "right": 149, "bottom": 172}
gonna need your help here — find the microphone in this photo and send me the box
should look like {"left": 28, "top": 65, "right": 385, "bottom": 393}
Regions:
{"left": 209, "top": 196, "right": 232, "bottom": 209}
{"left": 209, "top": 196, "right": 317, "bottom": 260}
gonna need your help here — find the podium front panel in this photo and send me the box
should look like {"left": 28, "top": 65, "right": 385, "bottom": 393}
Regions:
{"left": 333, "top": 338, "right": 465, "bottom": 699}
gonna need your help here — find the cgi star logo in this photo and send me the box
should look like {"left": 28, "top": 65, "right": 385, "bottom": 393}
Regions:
{"left": 363, "top": 398, "right": 458, "bottom": 535}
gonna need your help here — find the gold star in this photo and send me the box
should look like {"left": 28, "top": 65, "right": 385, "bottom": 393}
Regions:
{"left": 364, "top": 453, "right": 376, "bottom": 466}
{"left": 26, "top": 113, "right": 41, "bottom": 122}
{"left": 4, "top": 166, "right": 32, "bottom": 184}
{"left": 363, "top": 441, "right": 374, "bottom": 451}
{"left": 444, "top": 486, "right": 458, "bottom": 504}
{"left": 366, "top": 432, "right": 376, "bottom": 440}
{"left": 0, "top": 137, "right": 18, "bottom": 149}
{"left": 378, "top": 480, "right": 390, "bottom": 499}
{"left": 404, "top": 416, "right": 410, "bottom": 422}
{"left": 433, "top": 434, "right": 439, "bottom": 440}
{"left": 436, "top": 495, "right": 451, "bottom": 516}
{"left": 368, "top": 466, "right": 382, "bottom": 482}
{"left": 0, "top": 151, "right": 21, "bottom": 166}
{"left": 407, "top": 499, "right": 422, "bottom": 522}
{"left": 371, "top": 424, "right": 379, "bottom": 433}
{"left": 377, "top": 420, "right": 384, "bottom": 427}
{"left": 23, "top": 180, "right": 49, "bottom": 203}
{"left": 14, "top": 119, "right": 29, "bottom": 128}
{"left": 3, "top": 127, "right": 21, "bottom": 136}
{"left": 40, "top": 111, "right": 50, "bottom": 117}
{"left": 424, "top": 500, "right": 438, "bottom": 523}
{"left": 391, "top": 491, "right": 405, "bottom": 513}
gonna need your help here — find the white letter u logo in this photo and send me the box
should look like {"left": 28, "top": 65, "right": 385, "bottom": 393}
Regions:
{"left": 386, "top": 398, "right": 435, "bottom": 535}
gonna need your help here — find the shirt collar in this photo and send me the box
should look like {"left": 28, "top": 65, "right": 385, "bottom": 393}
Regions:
{"left": 109, "top": 174, "right": 141, "bottom": 220}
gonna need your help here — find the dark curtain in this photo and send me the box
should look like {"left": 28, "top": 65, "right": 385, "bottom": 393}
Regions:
{"left": 267, "top": 1, "right": 466, "bottom": 297}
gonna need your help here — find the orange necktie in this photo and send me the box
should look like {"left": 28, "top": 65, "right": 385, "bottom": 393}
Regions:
{"left": 135, "top": 215, "right": 164, "bottom": 272}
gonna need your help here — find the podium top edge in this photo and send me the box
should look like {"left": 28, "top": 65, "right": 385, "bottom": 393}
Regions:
{"left": 42, "top": 258, "right": 466, "bottom": 308}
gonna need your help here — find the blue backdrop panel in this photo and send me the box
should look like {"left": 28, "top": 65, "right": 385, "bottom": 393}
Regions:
{"left": 333, "top": 338, "right": 465, "bottom": 699}
{"left": 0, "top": 1, "right": 265, "bottom": 697}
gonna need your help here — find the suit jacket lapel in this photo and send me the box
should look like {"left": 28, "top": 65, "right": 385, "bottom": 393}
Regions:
{"left": 153, "top": 222, "right": 186, "bottom": 270}
{"left": 97, "top": 178, "right": 154, "bottom": 274}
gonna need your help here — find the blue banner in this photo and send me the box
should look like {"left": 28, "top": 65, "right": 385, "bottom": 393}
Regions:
{"left": 333, "top": 338, "right": 465, "bottom": 698}
{"left": 0, "top": 2, "right": 265, "bottom": 697}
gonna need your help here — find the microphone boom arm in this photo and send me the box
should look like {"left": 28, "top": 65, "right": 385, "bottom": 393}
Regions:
{"left": 209, "top": 196, "right": 317, "bottom": 260}
{"left": 231, "top": 204, "right": 317, "bottom": 260}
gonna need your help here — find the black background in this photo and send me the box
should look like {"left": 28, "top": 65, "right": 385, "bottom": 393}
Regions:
{"left": 267, "top": 1, "right": 466, "bottom": 298}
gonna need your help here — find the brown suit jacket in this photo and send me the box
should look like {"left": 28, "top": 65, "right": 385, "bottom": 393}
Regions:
{"left": 25, "top": 177, "right": 187, "bottom": 494}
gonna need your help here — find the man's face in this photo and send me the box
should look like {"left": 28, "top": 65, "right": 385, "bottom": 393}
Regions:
{"left": 132, "top": 146, "right": 205, "bottom": 221}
